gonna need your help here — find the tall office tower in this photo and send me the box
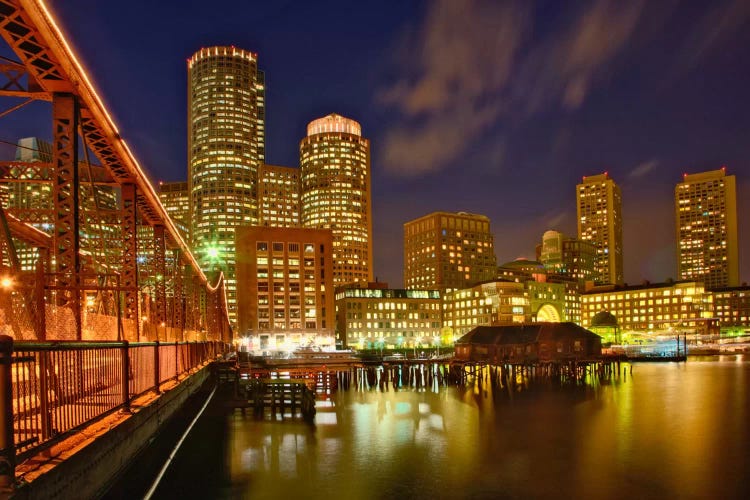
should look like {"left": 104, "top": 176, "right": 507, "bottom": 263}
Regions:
{"left": 536, "top": 230, "right": 597, "bottom": 285}
{"left": 259, "top": 164, "right": 300, "bottom": 227}
{"left": 576, "top": 173, "right": 623, "bottom": 285}
{"left": 675, "top": 168, "right": 738, "bottom": 289}
{"left": 404, "top": 211, "right": 497, "bottom": 290}
{"left": 158, "top": 181, "right": 190, "bottom": 242}
{"left": 188, "top": 46, "right": 266, "bottom": 323}
{"left": 300, "top": 113, "right": 372, "bottom": 286}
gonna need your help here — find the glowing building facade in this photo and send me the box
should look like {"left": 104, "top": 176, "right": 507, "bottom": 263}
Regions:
{"left": 259, "top": 164, "right": 300, "bottom": 227}
{"left": 536, "top": 230, "right": 596, "bottom": 286}
{"left": 335, "top": 286, "right": 442, "bottom": 349}
{"left": 3, "top": 138, "right": 118, "bottom": 272}
{"left": 443, "top": 280, "right": 530, "bottom": 338}
{"left": 235, "top": 226, "right": 335, "bottom": 352}
{"left": 711, "top": 286, "right": 750, "bottom": 331}
{"left": 300, "top": 114, "right": 372, "bottom": 286}
{"left": 675, "top": 169, "right": 738, "bottom": 289}
{"left": 576, "top": 173, "right": 623, "bottom": 285}
{"left": 404, "top": 211, "right": 496, "bottom": 290}
{"left": 158, "top": 181, "right": 190, "bottom": 242}
{"left": 188, "top": 46, "right": 266, "bottom": 323}
{"left": 581, "top": 281, "right": 714, "bottom": 334}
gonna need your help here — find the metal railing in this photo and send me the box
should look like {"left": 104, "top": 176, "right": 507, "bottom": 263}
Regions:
{"left": 0, "top": 336, "right": 227, "bottom": 482}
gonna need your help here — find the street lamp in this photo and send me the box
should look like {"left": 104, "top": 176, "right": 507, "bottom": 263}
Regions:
{"left": 0, "top": 277, "right": 13, "bottom": 290}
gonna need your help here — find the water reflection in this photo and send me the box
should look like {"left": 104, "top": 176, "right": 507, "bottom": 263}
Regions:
{"left": 160, "top": 356, "right": 750, "bottom": 499}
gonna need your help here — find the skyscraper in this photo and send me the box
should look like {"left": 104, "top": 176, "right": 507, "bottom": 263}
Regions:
{"left": 576, "top": 173, "right": 623, "bottom": 285}
{"left": 403, "top": 211, "right": 497, "bottom": 290}
{"left": 158, "top": 181, "right": 190, "bottom": 242}
{"left": 188, "top": 46, "right": 266, "bottom": 323}
{"left": 675, "top": 168, "right": 738, "bottom": 289}
{"left": 259, "top": 164, "right": 300, "bottom": 228}
{"left": 300, "top": 113, "right": 372, "bottom": 286}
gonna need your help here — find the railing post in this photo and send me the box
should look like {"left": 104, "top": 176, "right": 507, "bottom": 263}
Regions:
{"left": 174, "top": 341, "right": 179, "bottom": 380}
{"left": 153, "top": 341, "right": 160, "bottom": 394}
{"left": 0, "top": 335, "right": 15, "bottom": 491}
{"left": 121, "top": 341, "right": 131, "bottom": 412}
{"left": 38, "top": 351, "right": 51, "bottom": 440}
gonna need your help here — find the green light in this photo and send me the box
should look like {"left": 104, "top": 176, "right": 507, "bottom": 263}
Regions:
{"left": 206, "top": 246, "right": 220, "bottom": 259}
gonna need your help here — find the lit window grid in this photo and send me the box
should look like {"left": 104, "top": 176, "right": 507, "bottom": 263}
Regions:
{"left": 337, "top": 295, "right": 443, "bottom": 348}
{"left": 580, "top": 282, "right": 712, "bottom": 332}
{"left": 403, "top": 212, "right": 497, "bottom": 290}
{"left": 300, "top": 127, "right": 372, "bottom": 285}
{"left": 675, "top": 171, "right": 737, "bottom": 289}
{"left": 188, "top": 47, "right": 266, "bottom": 325}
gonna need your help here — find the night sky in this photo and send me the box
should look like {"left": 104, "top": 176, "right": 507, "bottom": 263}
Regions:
{"left": 2, "top": 0, "right": 749, "bottom": 287}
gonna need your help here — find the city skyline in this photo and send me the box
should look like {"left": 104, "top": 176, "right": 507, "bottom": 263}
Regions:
{"left": 1, "top": 0, "right": 749, "bottom": 287}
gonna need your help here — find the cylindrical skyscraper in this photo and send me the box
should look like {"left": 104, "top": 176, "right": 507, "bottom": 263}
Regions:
{"left": 300, "top": 114, "right": 372, "bottom": 286}
{"left": 188, "top": 46, "right": 265, "bottom": 324}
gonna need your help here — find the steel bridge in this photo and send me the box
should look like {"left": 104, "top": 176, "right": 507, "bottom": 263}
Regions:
{"left": 0, "top": 0, "right": 231, "bottom": 342}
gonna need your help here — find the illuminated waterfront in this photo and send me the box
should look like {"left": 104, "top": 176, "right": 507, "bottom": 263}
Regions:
{"left": 110, "top": 357, "right": 750, "bottom": 499}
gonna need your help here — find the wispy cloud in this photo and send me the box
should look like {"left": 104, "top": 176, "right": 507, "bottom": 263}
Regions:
{"left": 628, "top": 159, "right": 659, "bottom": 179}
{"left": 379, "top": 0, "right": 647, "bottom": 176}
{"left": 675, "top": 0, "right": 750, "bottom": 73}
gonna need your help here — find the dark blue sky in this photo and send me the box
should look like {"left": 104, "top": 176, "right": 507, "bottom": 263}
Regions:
{"left": 2, "top": 0, "right": 749, "bottom": 286}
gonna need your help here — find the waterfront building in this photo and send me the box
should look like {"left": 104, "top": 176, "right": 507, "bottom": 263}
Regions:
{"left": 259, "top": 164, "right": 300, "bottom": 227}
{"left": 235, "top": 226, "right": 334, "bottom": 352}
{"left": 158, "top": 181, "right": 190, "bottom": 242}
{"left": 536, "top": 230, "right": 596, "bottom": 286}
{"left": 455, "top": 323, "right": 602, "bottom": 363}
{"left": 675, "top": 169, "right": 738, "bottom": 289}
{"left": 443, "top": 280, "right": 530, "bottom": 339}
{"left": 576, "top": 173, "right": 623, "bottom": 285}
{"left": 334, "top": 284, "right": 442, "bottom": 349}
{"left": 300, "top": 113, "right": 372, "bottom": 286}
{"left": 581, "top": 280, "right": 714, "bottom": 335}
{"left": 188, "top": 46, "right": 266, "bottom": 325}
{"left": 710, "top": 286, "right": 750, "bottom": 334}
{"left": 497, "top": 259, "right": 578, "bottom": 324}
{"left": 404, "top": 211, "right": 497, "bottom": 290}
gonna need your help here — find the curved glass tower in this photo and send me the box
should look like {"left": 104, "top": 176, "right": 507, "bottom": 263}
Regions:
{"left": 188, "top": 46, "right": 265, "bottom": 324}
{"left": 300, "top": 114, "right": 372, "bottom": 286}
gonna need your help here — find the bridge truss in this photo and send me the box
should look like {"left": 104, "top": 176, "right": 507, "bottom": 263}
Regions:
{"left": 0, "top": 0, "right": 230, "bottom": 342}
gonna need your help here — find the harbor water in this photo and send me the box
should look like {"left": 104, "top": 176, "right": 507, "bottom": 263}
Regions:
{"left": 108, "top": 355, "right": 750, "bottom": 499}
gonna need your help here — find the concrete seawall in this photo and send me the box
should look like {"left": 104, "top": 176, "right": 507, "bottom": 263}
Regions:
{"left": 10, "top": 365, "right": 212, "bottom": 499}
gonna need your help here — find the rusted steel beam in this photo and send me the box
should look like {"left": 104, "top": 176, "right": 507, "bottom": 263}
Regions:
{"left": 52, "top": 92, "right": 81, "bottom": 340}
{"left": 153, "top": 225, "right": 166, "bottom": 326}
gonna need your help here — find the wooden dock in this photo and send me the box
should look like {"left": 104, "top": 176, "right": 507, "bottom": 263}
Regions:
{"left": 234, "top": 378, "right": 317, "bottom": 421}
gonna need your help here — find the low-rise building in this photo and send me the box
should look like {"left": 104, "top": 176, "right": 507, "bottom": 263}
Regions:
{"left": 443, "top": 280, "right": 530, "bottom": 339}
{"left": 581, "top": 280, "right": 715, "bottom": 335}
{"left": 235, "top": 226, "right": 335, "bottom": 352}
{"left": 455, "top": 323, "right": 602, "bottom": 363}
{"left": 710, "top": 286, "right": 750, "bottom": 335}
{"left": 335, "top": 285, "right": 442, "bottom": 349}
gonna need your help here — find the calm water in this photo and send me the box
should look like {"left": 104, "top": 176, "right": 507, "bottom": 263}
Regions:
{"left": 132, "top": 356, "right": 750, "bottom": 499}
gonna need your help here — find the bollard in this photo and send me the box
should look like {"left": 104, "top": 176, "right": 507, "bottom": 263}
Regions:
{"left": 0, "top": 335, "right": 15, "bottom": 491}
